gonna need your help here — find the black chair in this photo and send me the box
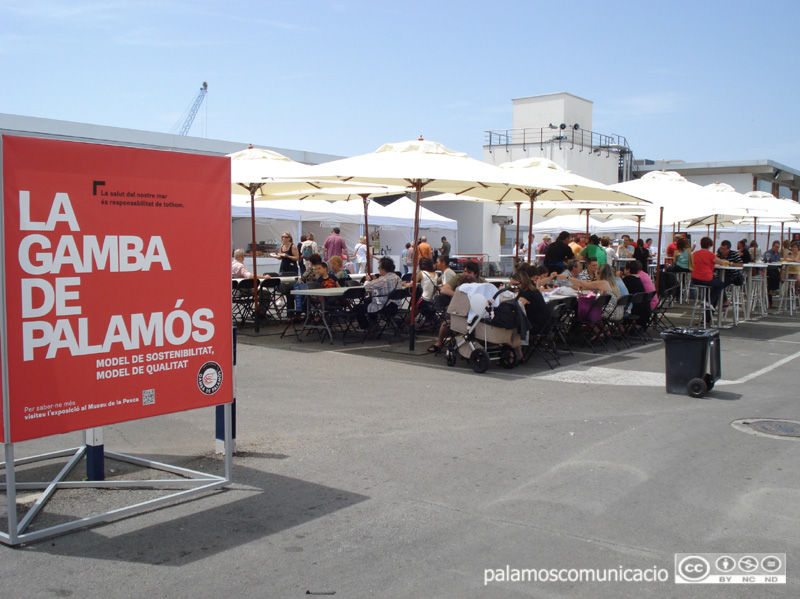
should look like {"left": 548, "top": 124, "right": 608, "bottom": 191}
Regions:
{"left": 522, "top": 302, "right": 563, "bottom": 369}
{"left": 235, "top": 278, "right": 257, "bottom": 325}
{"left": 650, "top": 286, "right": 679, "bottom": 332}
{"left": 623, "top": 291, "right": 655, "bottom": 345}
{"left": 575, "top": 293, "right": 613, "bottom": 353}
{"left": 606, "top": 294, "right": 634, "bottom": 349}
{"left": 550, "top": 296, "right": 576, "bottom": 356}
{"left": 327, "top": 287, "right": 367, "bottom": 344}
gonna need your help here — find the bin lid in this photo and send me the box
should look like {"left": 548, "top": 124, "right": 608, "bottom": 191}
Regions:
{"left": 660, "top": 327, "right": 720, "bottom": 340}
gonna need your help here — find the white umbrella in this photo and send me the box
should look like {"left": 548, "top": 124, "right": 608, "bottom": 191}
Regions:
{"left": 229, "top": 147, "right": 374, "bottom": 330}
{"left": 293, "top": 138, "right": 567, "bottom": 349}
{"left": 496, "top": 157, "right": 648, "bottom": 261}
{"left": 261, "top": 184, "right": 406, "bottom": 275}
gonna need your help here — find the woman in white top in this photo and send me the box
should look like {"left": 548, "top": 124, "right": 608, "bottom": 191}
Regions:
{"left": 300, "top": 232, "right": 319, "bottom": 271}
{"left": 354, "top": 235, "right": 369, "bottom": 273}
{"left": 403, "top": 257, "right": 438, "bottom": 301}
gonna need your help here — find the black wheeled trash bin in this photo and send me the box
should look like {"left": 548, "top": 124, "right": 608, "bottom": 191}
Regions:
{"left": 660, "top": 327, "right": 721, "bottom": 398}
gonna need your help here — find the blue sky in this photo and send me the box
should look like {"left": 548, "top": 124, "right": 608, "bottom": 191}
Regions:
{"left": 2, "top": 0, "right": 799, "bottom": 166}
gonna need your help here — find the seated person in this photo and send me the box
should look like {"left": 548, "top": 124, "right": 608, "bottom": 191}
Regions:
{"left": 355, "top": 256, "right": 402, "bottom": 330}
{"left": 232, "top": 248, "right": 268, "bottom": 280}
{"left": 328, "top": 255, "right": 350, "bottom": 281}
{"left": 579, "top": 257, "right": 599, "bottom": 281}
{"left": 427, "top": 261, "right": 485, "bottom": 353}
{"left": 555, "top": 259, "right": 582, "bottom": 286}
{"left": 283, "top": 253, "right": 323, "bottom": 317}
{"left": 435, "top": 255, "right": 457, "bottom": 287}
{"left": 404, "top": 257, "right": 438, "bottom": 326}
{"left": 692, "top": 236, "right": 731, "bottom": 310}
{"left": 316, "top": 262, "right": 340, "bottom": 289}
{"left": 509, "top": 269, "right": 551, "bottom": 361}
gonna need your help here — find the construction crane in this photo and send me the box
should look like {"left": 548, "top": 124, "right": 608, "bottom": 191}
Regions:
{"left": 175, "top": 82, "right": 208, "bottom": 136}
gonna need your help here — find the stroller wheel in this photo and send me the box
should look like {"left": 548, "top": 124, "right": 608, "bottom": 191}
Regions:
{"left": 469, "top": 348, "right": 490, "bottom": 373}
{"left": 445, "top": 348, "right": 457, "bottom": 367}
{"left": 500, "top": 347, "right": 517, "bottom": 369}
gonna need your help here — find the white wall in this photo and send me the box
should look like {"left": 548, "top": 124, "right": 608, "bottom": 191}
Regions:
{"left": 512, "top": 93, "right": 593, "bottom": 131}
{"left": 482, "top": 144, "right": 619, "bottom": 184}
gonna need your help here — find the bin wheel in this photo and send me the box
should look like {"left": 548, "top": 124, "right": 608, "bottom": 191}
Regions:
{"left": 687, "top": 377, "right": 708, "bottom": 398}
{"left": 703, "top": 373, "right": 715, "bottom": 391}
{"left": 500, "top": 347, "right": 517, "bottom": 369}
{"left": 445, "top": 348, "right": 457, "bottom": 367}
{"left": 469, "top": 348, "right": 490, "bottom": 373}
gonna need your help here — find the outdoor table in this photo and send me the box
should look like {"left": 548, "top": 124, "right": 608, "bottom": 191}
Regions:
{"left": 485, "top": 277, "right": 510, "bottom": 286}
{"left": 742, "top": 262, "right": 769, "bottom": 320}
{"left": 714, "top": 265, "right": 744, "bottom": 328}
{"left": 350, "top": 273, "right": 367, "bottom": 281}
{"left": 613, "top": 257, "right": 635, "bottom": 271}
{"left": 289, "top": 287, "right": 350, "bottom": 344}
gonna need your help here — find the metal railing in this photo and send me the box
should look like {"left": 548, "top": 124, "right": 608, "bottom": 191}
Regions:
{"left": 484, "top": 126, "right": 637, "bottom": 181}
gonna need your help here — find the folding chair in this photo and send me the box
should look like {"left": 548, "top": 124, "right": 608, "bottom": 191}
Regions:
{"left": 575, "top": 294, "right": 613, "bottom": 353}
{"left": 522, "top": 301, "right": 563, "bottom": 369}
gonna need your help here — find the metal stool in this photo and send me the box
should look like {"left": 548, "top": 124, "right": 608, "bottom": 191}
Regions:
{"left": 689, "top": 282, "right": 713, "bottom": 328}
{"left": 676, "top": 272, "right": 692, "bottom": 304}
{"left": 778, "top": 279, "right": 797, "bottom": 315}
{"left": 723, "top": 284, "right": 744, "bottom": 326}
{"left": 747, "top": 272, "right": 768, "bottom": 318}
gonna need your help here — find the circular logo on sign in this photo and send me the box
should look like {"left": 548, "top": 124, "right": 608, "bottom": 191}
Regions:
{"left": 197, "top": 362, "right": 223, "bottom": 395}
{"left": 677, "top": 555, "right": 710, "bottom": 582}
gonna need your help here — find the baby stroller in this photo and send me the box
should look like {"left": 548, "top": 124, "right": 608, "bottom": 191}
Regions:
{"left": 444, "top": 283, "right": 527, "bottom": 373}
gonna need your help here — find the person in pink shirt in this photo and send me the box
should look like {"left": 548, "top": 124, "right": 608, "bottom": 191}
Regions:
{"left": 322, "top": 227, "right": 349, "bottom": 262}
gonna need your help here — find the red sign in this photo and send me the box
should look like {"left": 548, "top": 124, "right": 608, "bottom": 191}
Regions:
{"left": 2, "top": 136, "right": 233, "bottom": 443}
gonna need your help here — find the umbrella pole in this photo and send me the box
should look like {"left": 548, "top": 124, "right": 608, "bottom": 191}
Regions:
{"left": 361, "top": 194, "right": 371, "bottom": 277}
{"left": 515, "top": 203, "right": 521, "bottom": 264}
{"left": 754, "top": 217, "right": 757, "bottom": 247}
{"left": 250, "top": 188, "right": 260, "bottom": 333}
{"left": 637, "top": 216, "right": 641, "bottom": 241}
{"left": 768, "top": 225, "right": 772, "bottom": 247}
{"left": 585, "top": 210, "right": 589, "bottom": 236}
{"left": 408, "top": 183, "right": 423, "bottom": 351}
{"left": 656, "top": 207, "right": 664, "bottom": 293}
{"left": 713, "top": 215, "right": 718, "bottom": 247}
{"left": 781, "top": 222, "right": 784, "bottom": 244}
{"left": 527, "top": 196, "right": 535, "bottom": 263}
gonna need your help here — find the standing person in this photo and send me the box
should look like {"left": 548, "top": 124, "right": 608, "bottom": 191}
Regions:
{"left": 765, "top": 240, "right": 783, "bottom": 296}
{"left": 300, "top": 232, "right": 319, "bottom": 274}
{"left": 276, "top": 231, "right": 300, "bottom": 275}
{"left": 580, "top": 234, "right": 607, "bottom": 265}
{"left": 537, "top": 234, "right": 551, "bottom": 260}
{"left": 417, "top": 236, "right": 432, "bottom": 262}
{"left": 322, "top": 227, "right": 348, "bottom": 262}
{"left": 354, "top": 235, "right": 369, "bottom": 273}
{"left": 737, "top": 239, "right": 753, "bottom": 263}
{"left": 401, "top": 242, "right": 412, "bottom": 276}
{"left": 568, "top": 235, "right": 583, "bottom": 257}
{"left": 618, "top": 235, "right": 635, "bottom": 259}
{"left": 633, "top": 238, "right": 650, "bottom": 266}
{"left": 601, "top": 236, "right": 617, "bottom": 264}
{"left": 543, "top": 231, "right": 575, "bottom": 274}
{"left": 439, "top": 236, "right": 451, "bottom": 259}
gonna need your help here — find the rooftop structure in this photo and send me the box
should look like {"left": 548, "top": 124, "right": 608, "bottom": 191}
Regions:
{"left": 635, "top": 158, "right": 800, "bottom": 201}
{"left": 482, "top": 92, "right": 633, "bottom": 185}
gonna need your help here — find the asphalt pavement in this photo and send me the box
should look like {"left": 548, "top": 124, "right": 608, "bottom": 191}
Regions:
{"left": 2, "top": 303, "right": 800, "bottom": 598}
